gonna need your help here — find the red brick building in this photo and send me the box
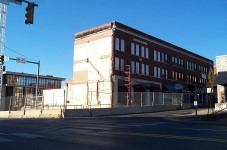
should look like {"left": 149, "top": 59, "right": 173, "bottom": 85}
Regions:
{"left": 69, "top": 21, "right": 213, "bottom": 107}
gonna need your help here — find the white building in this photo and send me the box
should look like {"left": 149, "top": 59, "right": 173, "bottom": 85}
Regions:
{"left": 216, "top": 55, "right": 227, "bottom": 103}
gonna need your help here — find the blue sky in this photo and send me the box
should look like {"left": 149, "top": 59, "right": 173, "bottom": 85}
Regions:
{"left": 4, "top": 0, "right": 227, "bottom": 81}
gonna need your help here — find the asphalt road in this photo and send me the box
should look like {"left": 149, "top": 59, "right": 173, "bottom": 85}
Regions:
{"left": 0, "top": 109, "right": 227, "bottom": 150}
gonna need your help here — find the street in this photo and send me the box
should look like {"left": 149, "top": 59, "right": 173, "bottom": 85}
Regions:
{"left": 0, "top": 109, "right": 226, "bottom": 150}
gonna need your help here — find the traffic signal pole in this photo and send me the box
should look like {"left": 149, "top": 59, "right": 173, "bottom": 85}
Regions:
{"left": 9, "top": 57, "right": 40, "bottom": 109}
{"left": 0, "top": 0, "right": 38, "bottom": 110}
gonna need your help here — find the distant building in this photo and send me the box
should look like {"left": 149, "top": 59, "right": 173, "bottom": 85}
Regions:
{"left": 1, "top": 71, "right": 65, "bottom": 111}
{"left": 67, "top": 21, "right": 213, "bottom": 107}
{"left": 216, "top": 55, "right": 227, "bottom": 103}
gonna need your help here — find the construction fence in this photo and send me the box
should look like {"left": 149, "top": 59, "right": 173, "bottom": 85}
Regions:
{"left": 3, "top": 92, "right": 191, "bottom": 111}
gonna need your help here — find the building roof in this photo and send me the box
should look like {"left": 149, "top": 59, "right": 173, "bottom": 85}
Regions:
{"left": 3, "top": 71, "right": 65, "bottom": 81}
{"left": 75, "top": 21, "right": 213, "bottom": 64}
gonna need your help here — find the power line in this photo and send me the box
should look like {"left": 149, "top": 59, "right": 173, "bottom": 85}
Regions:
{"left": 4, "top": 45, "right": 37, "bottom": 62}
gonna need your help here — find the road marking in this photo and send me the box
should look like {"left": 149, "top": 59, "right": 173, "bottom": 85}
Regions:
{"left": 11, "top": 133, "right": 42, "bottom": 139}
{"left": 61, "top": 128, "right": 92, "bottom": 134}
{"left": 107, "top": 131, "right": 227, "bottom": 143}
{"left": 0, "top": 138, "right": 11, "bottom": 142}
{"left": 116, "top": 122, "right": 170, "bottom": 127}
{"left": 180, "top": 127, "right": 227, "bottom": 132}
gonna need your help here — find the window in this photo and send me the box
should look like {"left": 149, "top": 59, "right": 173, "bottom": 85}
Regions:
{"left": 120, "top": 59, "right": 124, "bottom": 71}
{"left": 141, "top": 46, "right": 145, "bottom": 57}
{"left": 141, "top": 64, "right": 145, "bottom": 75}
{"left": 157, "top": 52, "right": 160, "bottom": 62}
{"left": 172, "top": 71, "right": 175, "bottom": 80}
{"left": 121, "top": 39, "right": 125, "bottom": 52}
{"left": 165, "top": 70, "right": 168, "bottom": 79}
{"left": 131, "top": 61, "right": 135, "bottom": 73}
{"left": 115, "top": 38, "right": 120, "bottom": 51}
{"left": 175, "top": 72, "right": 178, "bottom": 80}
{"left": 165, "top": 54, "right": 168, "bottom": 63}
{"left": 154, "top": 67, "right": 157, "bottom": 77}
{"left": 115, "top": 57, "right": 119, "bottom": 70}
{"left": 131, "top": 43, "right": 135, "bottom": 55}
{"left": 146, "top": 65, "right": 149, "bottom": 76}
{"left": 162, "top": 53, "right": 165, "bottom": 63}
{"left": 154, "top": 50, "right": 157, "bottom": 61}
{"left": 162, "top": 69, "right": 165, "bottom": 78}
{"left": 145, "top": 48, "right": 149, "bottom": 59}
{"left": 158, "top": 68, "right": 161, "bottom": 78}
{"left": 136, "top": 62, "right": 140, "bottom": 74}
{"left": 115, "top": 38, "right": 124, "bottom": 52}
{"left": 136, "top": 44, "right": 140, "bottom": 56}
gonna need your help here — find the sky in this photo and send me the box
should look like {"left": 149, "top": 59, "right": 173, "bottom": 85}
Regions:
{"left": 4, "top": 0, "right": 227, "bottom": 82}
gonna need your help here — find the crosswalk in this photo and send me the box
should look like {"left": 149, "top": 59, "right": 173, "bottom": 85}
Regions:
{"left": 0, "top": 121, "right": 171, "bottom": 143}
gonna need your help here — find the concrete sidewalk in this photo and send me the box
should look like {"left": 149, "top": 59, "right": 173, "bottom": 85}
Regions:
{"left": 193, "top": 108, "right": 227, "bottom": 124}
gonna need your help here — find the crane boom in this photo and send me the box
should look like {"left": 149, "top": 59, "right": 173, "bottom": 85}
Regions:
{"left": 0, "top": 3, "right": 7, "bottom": 110}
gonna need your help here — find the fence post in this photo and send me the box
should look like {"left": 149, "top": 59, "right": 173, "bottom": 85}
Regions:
{"left": 23, "top": 96, "right": 26, "bottom": 115}
{"left": 141, "top": 93, "right": 143, "bottom": 107}
{"left": 152, "top": 92, "right": 155, "bottom": 106}
{"left": 163, "top": 93, "right": 165, "bottom": 105}
{"left": 9, "top": 96, "right": 12, "bottom": 114}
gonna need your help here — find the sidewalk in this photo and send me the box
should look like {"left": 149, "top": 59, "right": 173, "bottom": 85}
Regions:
{"left": 193, "top": 108, "right": 227, "bottom": 125}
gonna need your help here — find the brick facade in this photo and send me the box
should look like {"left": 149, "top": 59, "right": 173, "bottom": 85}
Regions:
{"left": 68, "top": 21, "right": 213, "bottom": 107}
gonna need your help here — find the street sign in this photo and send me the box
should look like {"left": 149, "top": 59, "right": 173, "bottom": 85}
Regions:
{"left": 208, "top": 67, "right": 215, "bottom": 90}
{"left": 194, "top": 101, "right": 198, "bottom": 106}
{"left": 8, "top": 0, "right": 22, "bottom": 5}
{"left": 16, "top": 57, "right": 26, "bottom": 63}
{"left": 4, "top": 55, "right": 9, "bottom": 61}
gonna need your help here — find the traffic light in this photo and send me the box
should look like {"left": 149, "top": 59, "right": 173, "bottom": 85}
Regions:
{"left": 25, "top": 3, "right": 34, "bottom": 24}
{"left": 0, "top": 55, "right": 4, "bottom": 65}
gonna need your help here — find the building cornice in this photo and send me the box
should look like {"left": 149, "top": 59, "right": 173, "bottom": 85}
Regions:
{"left": 114, "top": 24, "right": 213, "bottom": 65}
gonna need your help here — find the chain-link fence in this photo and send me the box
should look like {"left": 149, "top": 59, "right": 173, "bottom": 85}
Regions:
{"left": 4, "top": 95, "right": 65, "bottom": 111}
{"left": 3, "top": 92, "right": 191, "bottom": 111}
{"left": 118, "top": 92, "right": 190, "bottom": 107}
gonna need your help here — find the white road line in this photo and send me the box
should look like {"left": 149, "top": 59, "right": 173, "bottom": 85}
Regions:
{"left": 116, "top": 122, "right": 170, "bottom": 127}
{"left": 0, "top": 138, "right": 11, "bottom": 142}
{"left": 61, "top": 128, "right": 93, "bottom": 134}
{"left": 180, "top": 128, "right": 227, "bottom": 132}
{"left": 11, "top": 133, "right": 42, "bottom": 139}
